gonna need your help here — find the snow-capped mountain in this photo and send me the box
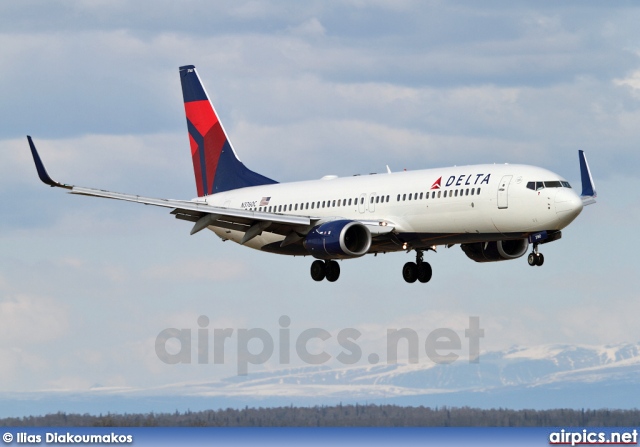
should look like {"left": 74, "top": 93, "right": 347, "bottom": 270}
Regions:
{"left": 3, "top": 343, "right": 639, "bottom": 417}
{"left": 178, "top": 342, "right": 640, "bottom": 403}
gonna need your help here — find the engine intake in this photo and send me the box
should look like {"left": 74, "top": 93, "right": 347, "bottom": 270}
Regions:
{"left": 304, "top": 220, "right": 372, "bottom": 260}
{"left": 461, "top": 239, "right": 529, "bottom": 263}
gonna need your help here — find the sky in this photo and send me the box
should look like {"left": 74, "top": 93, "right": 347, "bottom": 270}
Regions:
{"left": 2, "top": 0, "right": 640, "bottom": 406}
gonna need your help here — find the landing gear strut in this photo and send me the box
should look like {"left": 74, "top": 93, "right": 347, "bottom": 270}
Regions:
{"left": 310, "top": 259, "right": 341, "bottom": 282}
{"left": 527, "top": 244, "right": 545, "bottom": 267}
{"left": 402, "top": 249, "right": 432, "bottom": 284}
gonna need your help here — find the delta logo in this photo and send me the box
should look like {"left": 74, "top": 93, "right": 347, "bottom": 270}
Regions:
{"left": 430, "top": 174, "right": 491, "bottom": 190}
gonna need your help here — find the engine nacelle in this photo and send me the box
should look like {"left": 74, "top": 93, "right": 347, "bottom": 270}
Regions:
{"left": 460, "top": 239, "right": 529, "bottom": 263}
{"left": 304, "top": 220, "right": 372, "bottom": 260}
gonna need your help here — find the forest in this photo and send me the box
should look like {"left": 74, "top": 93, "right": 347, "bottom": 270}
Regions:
{"left": 2, "top": 405, "right": 639, "bottom": 427}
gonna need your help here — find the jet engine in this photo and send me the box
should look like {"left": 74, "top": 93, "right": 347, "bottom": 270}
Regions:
{"left": 461, "top": 239, "right": 529, "bottom": 263}
{"left": 304, "top": 220, "right": 372, "bottom": 260}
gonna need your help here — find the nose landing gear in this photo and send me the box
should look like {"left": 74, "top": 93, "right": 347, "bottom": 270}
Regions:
{"left": 527, "top": 244, "right": 545, "bottom": 267}
{"left": 402, "top": 249, "right": 432, "bottom": 283}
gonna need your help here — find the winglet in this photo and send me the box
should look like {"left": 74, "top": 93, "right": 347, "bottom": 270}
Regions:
{"left": 27, "top": 136, "right": 72, "bottom": 189}
{"left": 579, "top": 150, "right": 596, "bottom": 205}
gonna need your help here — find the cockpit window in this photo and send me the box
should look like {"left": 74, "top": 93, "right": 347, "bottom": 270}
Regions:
{"left": 528, "top": 180, "right": 571, "bottom": 190}
{"left": 526, "top": 181, "right": 544, "bottom": 190}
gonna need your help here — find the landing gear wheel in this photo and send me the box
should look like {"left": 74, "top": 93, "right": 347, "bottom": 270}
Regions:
{"left": 325, "top": 260, "right": 341, "bottom": 282}
{"left": 417, "top": 262, "right": 432, "bottom": 283}
{"left": 310, "top": 260, "right": 326, "bottom": 281}
{"left": 528, "top": 250, "right": 544, "bottom": 267}
{"left": 402, "top": 262, "right": 418, "bottom": 283}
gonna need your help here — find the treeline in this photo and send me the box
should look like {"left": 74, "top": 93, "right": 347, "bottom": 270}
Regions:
{"left": 2, "top": 405, "right": 639, "bottom": 427}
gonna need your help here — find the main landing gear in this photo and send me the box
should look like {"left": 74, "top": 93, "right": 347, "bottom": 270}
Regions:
{"left": 527, "top": 244, "right": 545, "bottom": 267}
{"left": 310, "top": 259, "right": 341, "bottom": 282}
{"left": 402, "top": 249, "right": 432, "bottom": 284}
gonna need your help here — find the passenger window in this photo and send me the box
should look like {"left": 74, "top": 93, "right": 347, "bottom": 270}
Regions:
{"left": 471, "top": 189, "right": 474, "bottom": 196}
{"left": 295, "top": 204, "right": 298, "bottom": 211}
{"left": 360, "top": 197, "right": 364, "bottom": 204}
{"left": 437, "top": 191, "right": 441, "bottom": 198}
{"left": 375, "top": 196, "right": 379, "bottom": 203}
{"left": 444, "top": 191, "right": 447, "bottom": 198}
{"left": 408, "top": 193, "right": 412, "bottom": 200}
{"left": 477, "top": 188, "right": 481, "bottom": 195}
{"left": 311, "top": 202, "right": 314, "bottom": 209}
{"left": 454, "top": 190, "right": 458, "bottom": 197}
{"left": 402, "top": 194, "right": 406, "bottom": 201}
{"left": 332, "top": 200, "right": 335, "bottom": 207}
{"left": 465, "top": 188, "right": 469, "bottom": 196}
{"left": 386, "top": 195, "right": 389, "bottom": 202}
{"left": 348, "top": 199, "right": 352, "bottom": 206}
{"left": 419, "top": 192, "right": 423, "bottom": 200}
{"left": 397, "top": 194, "right": 401, "bottom": 201}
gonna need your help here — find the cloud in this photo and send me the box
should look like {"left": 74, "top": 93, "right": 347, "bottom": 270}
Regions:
{"left": 144, "top": 259, "right": 247, "bottom": 282}
{"left": 0, "top": 295, "right": 69, "bottom": 344}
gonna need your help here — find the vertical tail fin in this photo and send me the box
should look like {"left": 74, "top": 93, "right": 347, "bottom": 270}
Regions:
{"left": 179, "top": 65, "right": 277, "bottom": 196}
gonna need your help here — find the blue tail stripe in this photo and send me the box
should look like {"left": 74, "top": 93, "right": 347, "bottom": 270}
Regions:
{"left": 213, "top": 142, "right": 278, "bottom": 194}
{"left": 187, "top": 119, "right": 209, "bottom": 195}
{"left": 180, "top": 65, "right": 208, "bottom": 103}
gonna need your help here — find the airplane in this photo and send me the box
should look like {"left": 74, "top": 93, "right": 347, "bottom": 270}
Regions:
{"left": 27, "top": 64, "right": 597, "bottom": 283}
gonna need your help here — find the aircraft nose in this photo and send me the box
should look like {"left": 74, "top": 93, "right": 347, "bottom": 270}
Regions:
{"left": 555, "top": 188, "right": 583, "bottom": 222}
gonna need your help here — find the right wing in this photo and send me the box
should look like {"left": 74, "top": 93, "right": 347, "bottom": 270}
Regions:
{"left": 27, "top": 136, "right": 315, "bottom": 243}
{"left": 27, "top": 136, "right": 397, "bottom": 246}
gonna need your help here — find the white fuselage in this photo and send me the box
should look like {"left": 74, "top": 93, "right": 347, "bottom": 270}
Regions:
{"left": 198, "top": 163, "right": 584, "bottom": 254}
